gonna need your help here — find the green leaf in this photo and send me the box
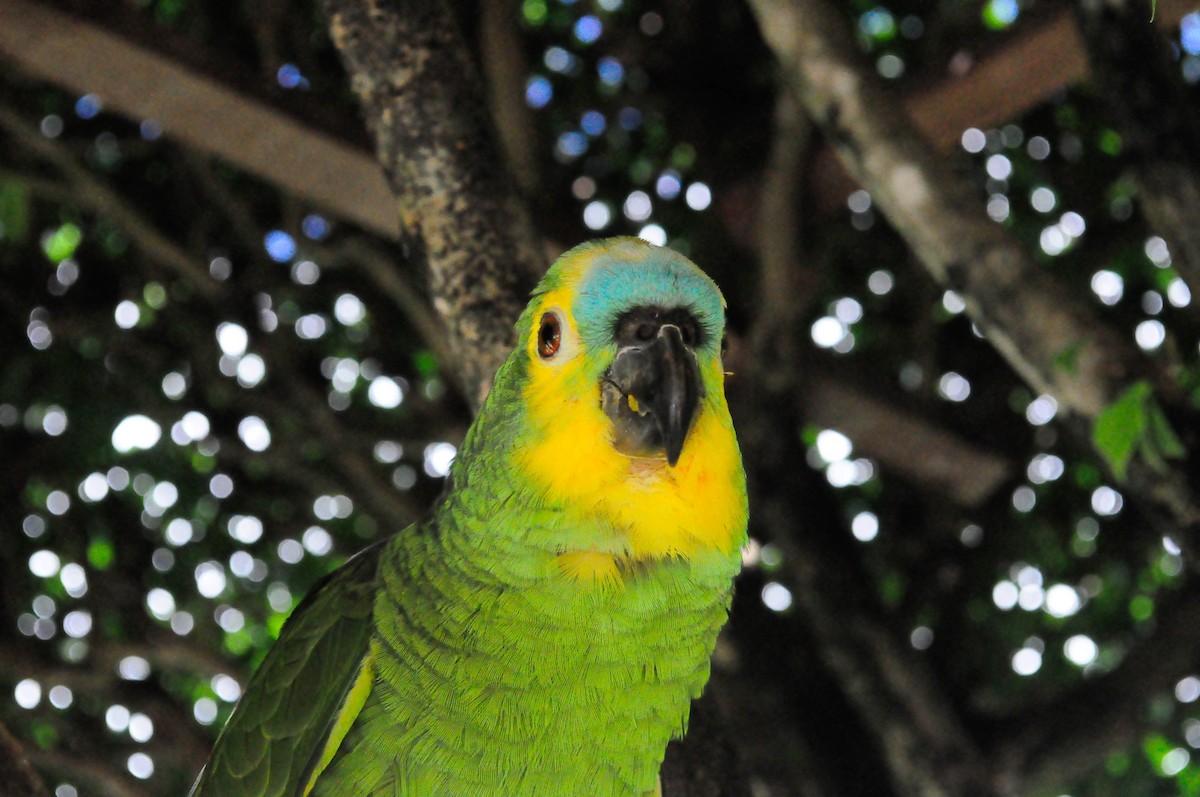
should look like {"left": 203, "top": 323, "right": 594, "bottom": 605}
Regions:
{"left": 878, "top": 569, "right": 907, "bottom": 608}
{"left": 1091, "top": 381, "right": 1184, "bottom": 482}
{"left": 1093, "top": 381, "right": 1151, "bottom": 481}
{"left": 521, "top": 0, "right": 547, "bottom": 25}
{"left": 1146, "top": 403, "right": 1186, "bottom": 460}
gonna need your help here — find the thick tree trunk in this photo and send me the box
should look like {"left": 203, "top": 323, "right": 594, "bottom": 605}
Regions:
{"left": 321, "top": 0, "right": 541, "bottom": 408}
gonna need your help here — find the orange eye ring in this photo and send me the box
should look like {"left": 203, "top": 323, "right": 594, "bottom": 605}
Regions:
{"left": 537, "top": 313, "right": 562, "bottom": 359}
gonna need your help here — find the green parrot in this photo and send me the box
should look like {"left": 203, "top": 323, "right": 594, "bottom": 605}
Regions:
{"left": 191, "top": 237, "right": 748, "bottom": 797}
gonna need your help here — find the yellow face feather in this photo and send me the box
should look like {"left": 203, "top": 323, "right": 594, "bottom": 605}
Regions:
{"left": 518, "top": 259, "right": 747, "bottom": 574}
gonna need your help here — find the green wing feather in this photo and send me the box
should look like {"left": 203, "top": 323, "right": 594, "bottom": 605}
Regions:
{"left": 190, "top": 540, "right": 384, "bottom": 797}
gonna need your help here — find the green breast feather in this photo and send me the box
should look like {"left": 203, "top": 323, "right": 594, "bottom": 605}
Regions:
{"left": 192, "top": 238, "right": 748, "bottom": 797}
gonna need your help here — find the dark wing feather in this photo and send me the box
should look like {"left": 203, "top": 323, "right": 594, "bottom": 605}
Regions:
{"left": 190, "top": 540, "right": 385, "bottom": 797}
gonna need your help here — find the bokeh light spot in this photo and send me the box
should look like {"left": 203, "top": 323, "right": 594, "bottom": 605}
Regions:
{"left": 574, "top": 15, "right": 602, "bottom": 43}
{"left": 850, "top": 511, "right": 878, "bottom": 542}
{"left": 1012, "top": 647, "right": 1042, "bottom": 675}
{"left": 525, "top": 76, "right": 552, "bottom": 109}
{"left": 761, "top": 582, "right": 792, "bottom": 612}
{"left": 264, "top": 231, "right": 296, "bottom": 263}
{"left": 1064, "top": 635, "right": 1098, "bottom": 666}
{"left": 424, "top": 442, "right": 457, "bottom": 478}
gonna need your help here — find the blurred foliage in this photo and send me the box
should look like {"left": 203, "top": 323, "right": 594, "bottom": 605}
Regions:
{"left": 2, "top": 0, "right": 1200, "bottom": 796}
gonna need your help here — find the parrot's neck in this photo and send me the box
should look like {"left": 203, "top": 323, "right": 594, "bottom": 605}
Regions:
{"left": 355, "top": 367, "right": 743, "bottom": 795}
{"left": 364, "top": 460, "right": 740, "bottom": 797}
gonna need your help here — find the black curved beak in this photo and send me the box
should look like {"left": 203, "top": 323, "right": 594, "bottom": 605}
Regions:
{"left": 601, "top": 324, "right": 702, "bottom": 466}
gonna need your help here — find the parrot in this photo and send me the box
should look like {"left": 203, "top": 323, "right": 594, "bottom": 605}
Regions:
{"left": 190, "top": 237, "right": 748, "bottom": 797}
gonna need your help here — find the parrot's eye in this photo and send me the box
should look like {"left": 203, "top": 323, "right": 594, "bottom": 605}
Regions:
{"left": 635, "top": 323, "right": 656, "bottom": 341}
{"left": 537, "top": 313, "right": 562, "bottom": 359}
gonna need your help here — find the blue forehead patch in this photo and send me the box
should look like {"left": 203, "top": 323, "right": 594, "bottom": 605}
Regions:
{"left": 569, "top": 239, "right": 725, "bottom": 351}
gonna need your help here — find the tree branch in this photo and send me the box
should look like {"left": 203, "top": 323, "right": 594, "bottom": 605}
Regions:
{"left": 1075, "top": 0, "right": 1200, "bottom": 302}
{"left": 989, "top": 581, "right": 1200, "bottom": 794}
{"left": 752, "top": 89, "right": 815, "bottom": 360}
{"left": 0, "top": 105, "right": 219, "bottom": 298}
{"left": 747, "top": 0, "right": 1151, "bottom": 419}
{"left": 746, "top": 0, "right": 1200, "bottom": 560}
{"left": 478, "top": 0, "right": 542, "bottom": 197}
{"left": 0, "top": 719, "right": 51, "bottom": 797}
{"left": 26, "top": 747, "right": 151, "bottom": 797}
{"left": 802, "top": 373, "right": 1011, "bottom": 507}
{"left": 321, "top": 0, "right": 543, "bottom": 407}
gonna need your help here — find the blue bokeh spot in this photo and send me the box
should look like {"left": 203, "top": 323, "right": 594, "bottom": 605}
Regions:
{"left": 302, "top": 215, "right": 330, "bottom": 241}
{"left": 1183, "top": 12, "right": 1200, "bottom": 55}
{"left": 277, "top": 64, "right": 304, "bottom": 89}
{"left": 525, "top": 76, "right": 553, "bottom": 109}
{"left": 581, "top": 111, "right": 607, "bottom": 136}
{"left": 75, "top": 94, "right": 102, "bottom": 120}
{"left": 264, "top": 230, "right": 297, "bottom": 263}
{"left": 597, "top": 57, "right": 625, "bottom": 86}
{"left": 557, "top": 132, "right": 589, "bottom": 159}
{"left": 575, "top": 15, "right": 602, "bottom": 44}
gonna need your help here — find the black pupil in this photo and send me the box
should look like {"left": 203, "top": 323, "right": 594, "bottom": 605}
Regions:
{"left": 540, "top": 318, "right": 559, "bottom": 353}
{"left": 636, "top": 323, "right": 656, "bottom": 341}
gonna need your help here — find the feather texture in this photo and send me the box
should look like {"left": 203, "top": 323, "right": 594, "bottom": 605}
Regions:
{"left": 193, "top": 238, "right": 747, "bottom": 796}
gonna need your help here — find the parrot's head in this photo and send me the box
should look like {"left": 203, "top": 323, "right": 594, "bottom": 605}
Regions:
{"left": 476, "top": 237, "right": 747, "bottom": 573}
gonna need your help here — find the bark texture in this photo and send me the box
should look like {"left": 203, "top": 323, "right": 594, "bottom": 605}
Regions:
{"left": 321, "top": 0, "right": 541, "bottom": 407}
{"left": 1076, "top": 0, "right": 1200, "bottom": 297}
{"left": 747, "top": 0, "right": 1146, "bottom": 420}
{"left": 0, "top": 720, "right": 51, "bottom": 797}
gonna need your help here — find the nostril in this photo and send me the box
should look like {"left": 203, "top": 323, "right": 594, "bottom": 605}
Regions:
{"left": 657, "top": 324, "right": 682, "bottom": 341}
